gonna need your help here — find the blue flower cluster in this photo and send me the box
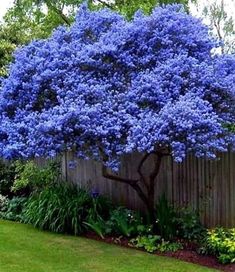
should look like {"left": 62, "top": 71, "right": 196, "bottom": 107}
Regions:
{"left": 0, "top": 4, "right": 234, "bottom": 169}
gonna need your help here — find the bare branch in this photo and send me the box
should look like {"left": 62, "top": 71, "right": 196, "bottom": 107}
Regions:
{"left": 137, "top": 153, "right": 151, "bottom": 190}
{"left": 102, "top": 165, "right": 138, "bottom": 185}
{"left": 102, "top": 164, "right": 150, "bottom": 209}
{"left": 95, "top": 0, "right": 114, "bottom": 9}
{"left": 45, "top": 0, "right": 71, "bottom": 26}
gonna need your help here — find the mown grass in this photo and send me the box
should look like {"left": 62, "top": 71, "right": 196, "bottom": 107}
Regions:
{"left": 0, "top": 220, "right": 219, "bottom": 272}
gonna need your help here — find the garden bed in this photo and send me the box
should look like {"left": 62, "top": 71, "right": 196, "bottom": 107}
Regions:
{"left": 85, "top": 232, "right": 235, "bottom": 272}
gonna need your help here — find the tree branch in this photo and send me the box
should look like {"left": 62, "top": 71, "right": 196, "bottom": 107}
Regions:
{"left": 102, "top": 165, "right": 138, "bottom": 185}
{"left": 137, "top": 152, "right": 151, "bottom": 191}
{"left": 45, "top": 0, "right": 71, "bottom": 26}
{"left": 102, "top": 164, "right": 149, "bottom": 209}
{"left": 96, "top": 0, "right": 114, "bottom": 9}
{"left": 131, "top": 182, "right": 150, "bottom": 209}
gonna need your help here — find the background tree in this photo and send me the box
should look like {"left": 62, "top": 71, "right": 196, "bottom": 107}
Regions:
{"left": 201, "top": 0, "right": 235, "bottom": 54}
{"left": 0, "top": 5, "right": 234, "bottom": 218}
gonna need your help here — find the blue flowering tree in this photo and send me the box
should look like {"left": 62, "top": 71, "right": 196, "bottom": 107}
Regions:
{"left": 0, "top": 5, "right": 234, "bottom": 216}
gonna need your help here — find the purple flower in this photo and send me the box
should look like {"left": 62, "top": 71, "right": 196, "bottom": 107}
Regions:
{"left": 91, "top": 189, "right": 100, "bottom": 198}
{"left": 0, "top": 4, "right": 234, "bottom": 166}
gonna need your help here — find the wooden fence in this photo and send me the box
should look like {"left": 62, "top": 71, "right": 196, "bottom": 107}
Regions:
{"left": 60, "top": 151, "right": 235, "bottom": 228}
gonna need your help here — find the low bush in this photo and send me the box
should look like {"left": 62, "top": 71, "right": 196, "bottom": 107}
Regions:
{"left": 83, "top": 194, "right": 113, "bottom": 238}
{"left": 205, "top": 228, "right": 235, "bottom": 264}
{"left": 0, "top": 194, "right": 8, "bottom": 211}
{"left": 130, "top": 235, "right": 182, "bottom": 253}
{"left": 0, "top": 196, "right": 27, "bottom": 222}
{"left": 0, "top": 160, "right": 16, "bottom": 197}
{"left": 155, "top": 195, "right": 205, "bottom": 241}
{"left": 107, "top": 207, "right": 148, "bottom": 237}
{"left": 175, "top": 207, "right": 206, "bottom": 241}
{"left": 12, "top": 160, "right": 60, "bottom": 194}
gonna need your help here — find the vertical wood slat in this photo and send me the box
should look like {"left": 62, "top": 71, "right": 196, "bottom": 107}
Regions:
{"left": 56, "top": 150, "right": 235, "bottom": 228}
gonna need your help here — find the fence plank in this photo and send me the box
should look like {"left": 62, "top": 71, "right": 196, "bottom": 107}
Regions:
{"left": 58, "top": 150, "right": 235, "bottom": 228}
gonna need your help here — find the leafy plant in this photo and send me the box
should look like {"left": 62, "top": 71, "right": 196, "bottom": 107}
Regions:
{"left": 83, "top": 193, "right": 113, "bottom": 238}
{"left": 107, "top": 207, "right": 144, "bottom": 237}
{"left": 0, "top": 160, "right": 17, "bottom": 197}
{"left": 155, "top": 195, "right": 176, "bottom": 240}
{"left": 12, "top": 160, "right": 60, "bottom": 194}
{"left": 130, "top": 235, "right": 161, "bottom": 253}
{"left": 175, "top": 207, "right": 206, "bottom": 241}
{"left": 0, "top": 194, "right": 9, "bottom": 211}
{"left": 0, "top": 196, "right": 27, "bottom": 222}
{"left": 24, "top": 183, "right": 92, "bottom": 235}
{"left": 157, "top": 240, "right": 183, "bottom": 253}
{"left": 87, "top": 194, "right": 113, "bottom": 221}
{"left": 83, "top": 217, "right": 111, "bottom": 239}
{"left": 205, "top": 228, "right": 235, "bottom": 264}
{"left": 130, "top": 235, "right": 182, "bottom": 253}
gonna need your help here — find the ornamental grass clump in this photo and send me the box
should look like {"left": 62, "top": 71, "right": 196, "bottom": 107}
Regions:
{"left": 24, "top": 183, "right": 92, "bottom": 235}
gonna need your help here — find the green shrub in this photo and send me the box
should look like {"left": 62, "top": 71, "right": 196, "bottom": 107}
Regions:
{"left": 205, "top": 228, "right": 235, "bottom": 264}
{"left": 155, "top": 195, "right": 205, "bottom": 241}
{"left": 175, "top": 207, "right": 206, "bottom": 241}
{"left": 107, "top": 207, "right": 147, "bottom": 237}
{"left": 157, "top": 240, "right": 183, "bottom": 253}
{"left": 12, "top": 160, "right": 60, "bottom": 194}
{"left": 130, "top": 235, "right": 160, "bottom": 252}
{"left": 130, "top": 235, "right": 182, "bottom": 253}
{"left": 0, "top": 196, "right": 27, "bottom": 222}
{"left": 0, "top": 160, "right": 16, "bottom": 196}
{"left": 83, "top": 217, "right": 111, "bottom": 239}
{"left": 0, "top": 194, "right": 8, "bottom": 211}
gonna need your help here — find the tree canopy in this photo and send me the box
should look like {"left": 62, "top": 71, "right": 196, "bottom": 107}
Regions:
{"left": 0, "top": 0, "right": 193, "bottom": 77}
{"left": 0, "top": 4, "right": 234, "bottom": 213}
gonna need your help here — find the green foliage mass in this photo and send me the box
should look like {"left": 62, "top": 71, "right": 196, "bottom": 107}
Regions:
{"left": 11, "top": 160, "right": 60, "bottom": 193}
{"left": 205, "top": 228, "right": 235, "bottom": 264}
{"left": 0, "top": 160, "right": 16, "bottom": 196}
{"left": 130, "top": 235, "right": 183, "bottom": 253}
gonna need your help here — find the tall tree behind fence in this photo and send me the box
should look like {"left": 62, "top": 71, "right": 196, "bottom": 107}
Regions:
{"left": 60, "top": 151, "right": 235, "bottom": 228}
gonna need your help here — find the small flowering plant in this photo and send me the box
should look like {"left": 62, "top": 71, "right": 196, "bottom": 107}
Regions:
{"left": 91, "top": 189, "right": 100, "bottom": 199}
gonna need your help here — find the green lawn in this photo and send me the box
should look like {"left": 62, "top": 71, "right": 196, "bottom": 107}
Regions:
{"left": 0, "top": 220, "right": 219, "bottom": 272}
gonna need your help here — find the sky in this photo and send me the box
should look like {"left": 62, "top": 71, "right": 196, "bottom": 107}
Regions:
{"left": 0, "top": 0, "right": 14, "bottom": 20}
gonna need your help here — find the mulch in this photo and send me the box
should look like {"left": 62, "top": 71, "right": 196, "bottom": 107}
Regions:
{"left": 84, "top": 233, "right": 235, "bottom": 272}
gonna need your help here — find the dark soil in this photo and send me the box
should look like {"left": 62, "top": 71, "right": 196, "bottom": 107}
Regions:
{"left": 84, "top": 233, "right": 235, "bottom": 272}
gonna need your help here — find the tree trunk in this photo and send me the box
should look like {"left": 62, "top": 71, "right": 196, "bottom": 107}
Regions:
{"left": 102, "top": 151, "right": 168, "bottom": 223}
